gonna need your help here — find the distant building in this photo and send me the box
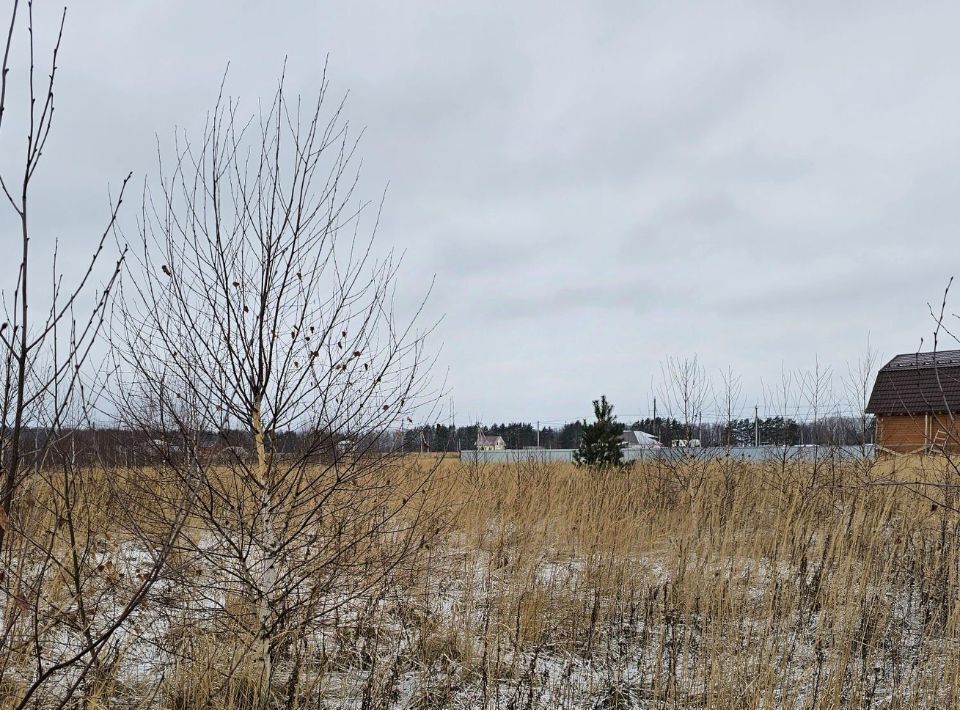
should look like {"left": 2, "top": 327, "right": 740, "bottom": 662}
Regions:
{"left": 476, "top": 433, "right": 506, "bottom": 451}
{"left": 621, "top": 430, "right": 661, "bottom": 449}
{"left": 866, "top": 350, "right": 960, "bottom": 453}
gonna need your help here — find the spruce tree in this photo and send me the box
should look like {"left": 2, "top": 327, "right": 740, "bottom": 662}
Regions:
{"left": 573, "top": 395, "right": 626, "bottom": 469}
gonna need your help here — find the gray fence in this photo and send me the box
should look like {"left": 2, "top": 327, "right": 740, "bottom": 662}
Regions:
{"left": 460, "top": 445, "right": 876, "bottom": 464}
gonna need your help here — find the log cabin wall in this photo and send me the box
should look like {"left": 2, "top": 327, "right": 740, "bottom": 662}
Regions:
{"left": 877, "top": 413, "right": 960, "bottom": 453}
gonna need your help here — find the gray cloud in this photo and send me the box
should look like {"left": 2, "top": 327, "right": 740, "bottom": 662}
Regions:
{"left": 2, "top": 1, "right": 959, "bottom": 423}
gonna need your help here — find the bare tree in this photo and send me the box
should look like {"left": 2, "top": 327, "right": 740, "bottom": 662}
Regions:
{"left": 659, "top": 355, "right": 710, "bottom": 444}
{"left": 113, "top": 70, "right": 440, "bottom": 704}
{"left": 717, "top": 366, "right": 742, "bottom": 448}
{"left": 799, "top": 356, "right": 833, "bottom": 448}
{"left": 654, "top": 356, "right": 712, "bottom": 498}
{"left": 843, "top": 339, "right": 878, "bottom": 451}
{"left": 0, "top": 3, "right": 186, "bottom": 706}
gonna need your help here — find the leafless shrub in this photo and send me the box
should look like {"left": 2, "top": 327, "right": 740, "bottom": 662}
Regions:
{"left": 656, "top": 356, "right": 712, "bottom": 497}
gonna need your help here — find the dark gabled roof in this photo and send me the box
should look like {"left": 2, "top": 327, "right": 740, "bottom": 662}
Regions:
{"left": 866, "top": 350, "right": 960, "bottom": 415}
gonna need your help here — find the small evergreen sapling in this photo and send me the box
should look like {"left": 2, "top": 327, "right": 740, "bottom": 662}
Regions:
{"left": 573, "top": 395, "right": 627, "bottom": 469}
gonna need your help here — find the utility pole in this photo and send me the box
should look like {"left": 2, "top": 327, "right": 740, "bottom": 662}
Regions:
{"left": 536, "top": 420, "right": 540, "bottom": 448}
{"left": 449, "top": 398, "right": 455, "bottom": 453}
{"left": 754, "top": 404, "right": 759, "bottom": 448}
{"left": 653, "top": 397, "right": 658, "bottom": 440}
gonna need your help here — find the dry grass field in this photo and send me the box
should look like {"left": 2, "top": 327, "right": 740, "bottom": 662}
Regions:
{"left": 376, "top": 453, "right": 960, "bottom": 709}
{"left": 3, "top": 452, "right": 960, "bottom": 709}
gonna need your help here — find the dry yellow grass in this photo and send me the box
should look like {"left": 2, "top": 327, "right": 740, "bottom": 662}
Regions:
{"left": 4, "top": 452, "right": 960, "bottom": 708}
{"left": 390, "top": 453, "right": 960, "bottom": 708}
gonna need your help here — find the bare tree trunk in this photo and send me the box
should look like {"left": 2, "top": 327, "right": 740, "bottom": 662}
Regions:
{"left": 251, "top": 392, "right": 277, "bottom": 700}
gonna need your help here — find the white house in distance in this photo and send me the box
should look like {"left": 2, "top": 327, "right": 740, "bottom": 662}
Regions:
{"left": 621, "top": 430, "right": 661, "bottom": 449}
{"left": 476, "top": 432, "right": 506, "bottom": 451}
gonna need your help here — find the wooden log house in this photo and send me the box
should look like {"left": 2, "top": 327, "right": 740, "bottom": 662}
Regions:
{"left": 866, "top": 350, "right": 960, "bottom": 454}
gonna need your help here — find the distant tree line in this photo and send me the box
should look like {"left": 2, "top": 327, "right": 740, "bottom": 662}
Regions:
{"left": 402, "top": 422, "right": 586, "bottom": 452}
{"left": 684, "top": 415, "right": 876, "bottom": 447}
{"left": 401, "top": 414, "right": 875, "bottom": 452}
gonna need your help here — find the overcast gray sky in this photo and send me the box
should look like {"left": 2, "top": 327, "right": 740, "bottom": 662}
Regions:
{"left": 5, "top": 1, "right": 959, "bottom": 425}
